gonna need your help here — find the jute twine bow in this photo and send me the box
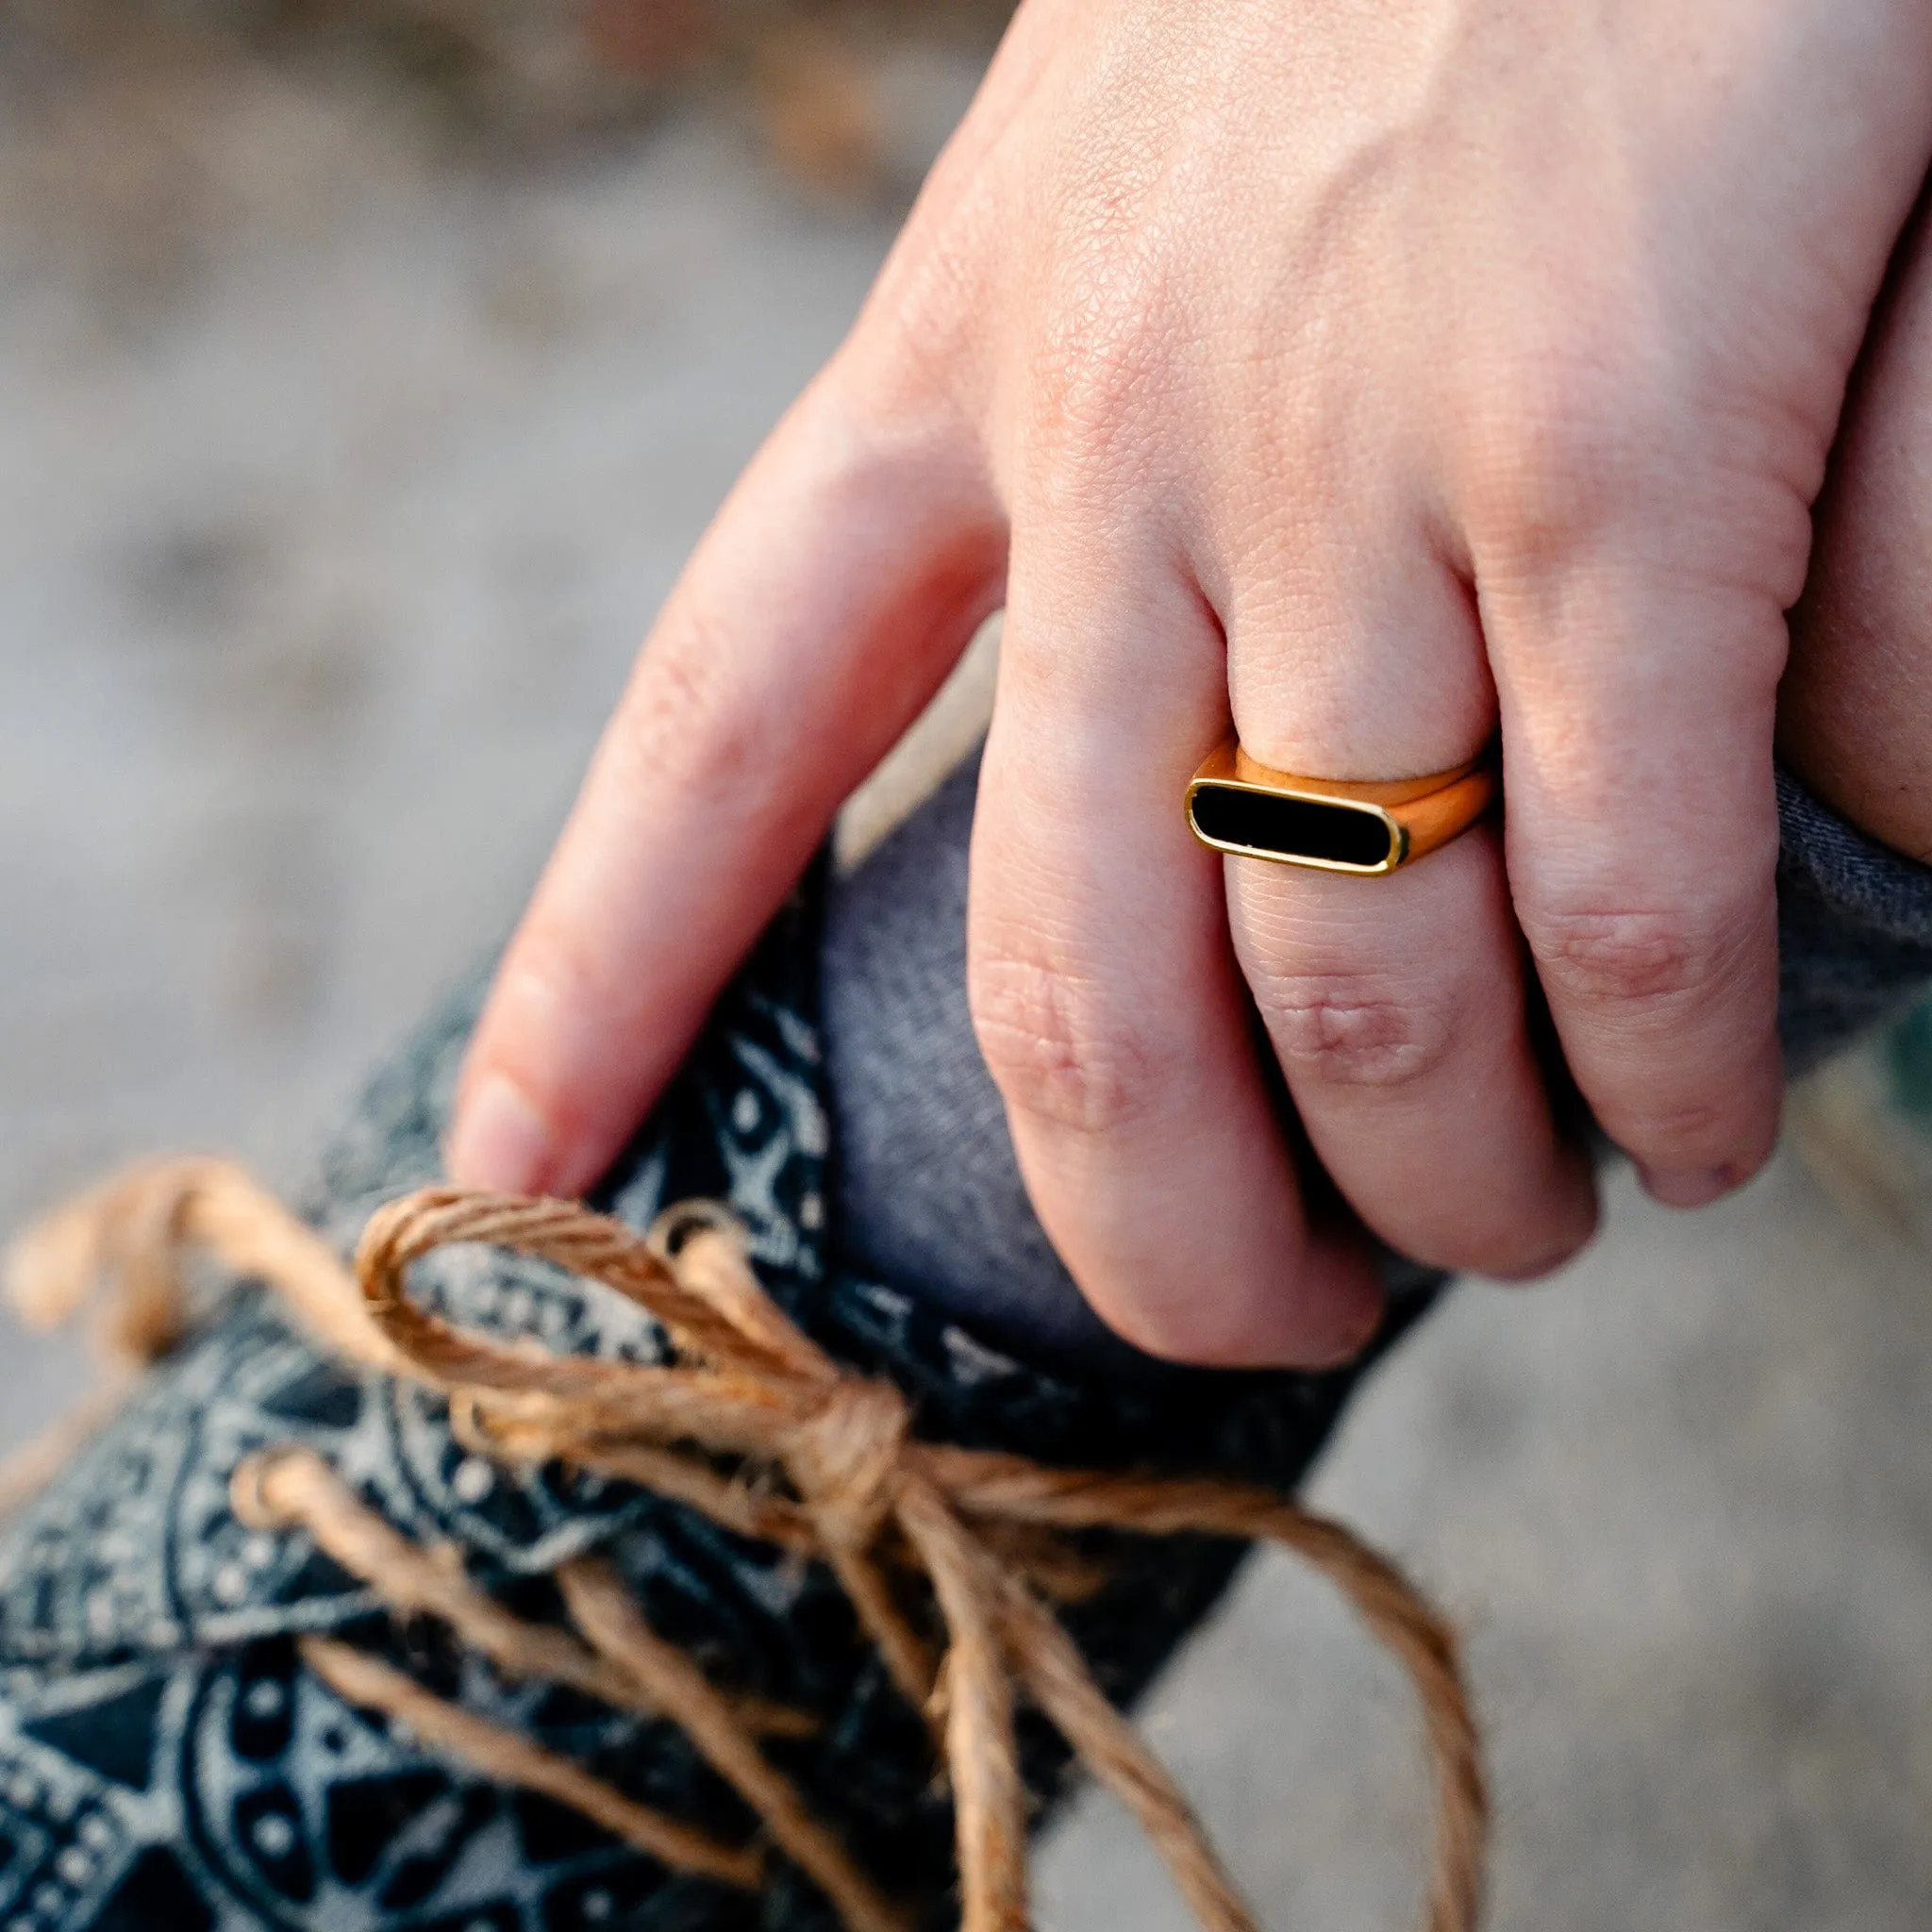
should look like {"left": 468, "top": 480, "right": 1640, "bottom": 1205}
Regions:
{"left": 5, "top": 1158, "right": 1486, "bottom": 1932}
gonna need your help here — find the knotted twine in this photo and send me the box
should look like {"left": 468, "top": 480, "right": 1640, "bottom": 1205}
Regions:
{"left": 5, "top": 1158, "right": 1486, "bottom": 1932}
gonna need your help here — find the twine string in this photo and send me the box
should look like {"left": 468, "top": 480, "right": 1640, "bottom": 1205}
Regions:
{"left": 3, "top": 1159, "right": 1487, "bottom": 1932}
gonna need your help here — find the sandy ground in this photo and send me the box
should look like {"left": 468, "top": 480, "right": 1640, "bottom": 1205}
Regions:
{"left": 3, "top": 43, "right": 1931, "bottom": 1930}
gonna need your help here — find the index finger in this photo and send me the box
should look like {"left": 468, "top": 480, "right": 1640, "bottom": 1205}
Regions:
{"left": 447, "top": 379, "right": 1004, "bottom": 1197}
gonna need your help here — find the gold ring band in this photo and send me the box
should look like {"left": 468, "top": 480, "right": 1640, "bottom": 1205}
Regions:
{"left": 1185, "top": 737, "right": 1496, "bottom": 876}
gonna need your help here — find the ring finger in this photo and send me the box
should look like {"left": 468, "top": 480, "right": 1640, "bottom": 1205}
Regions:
{"left": 1226, "top": 821, "right": 1597, "bottom": 1277}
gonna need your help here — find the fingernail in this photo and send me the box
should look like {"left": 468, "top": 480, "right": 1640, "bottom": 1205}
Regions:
{"left": 1638, "top": 1163, "right": 1735, "bottom": 1210}
{"left": 446, "top": 1074, "right": 554, "bottom": 1193}
{"left": 1296, "top": 1286, "right": 1388, "bottom": 1371}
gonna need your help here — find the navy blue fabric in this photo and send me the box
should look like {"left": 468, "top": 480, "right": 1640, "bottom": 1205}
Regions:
{"left": 1776, "top": 770, "right": 1932, "bottom": 1071}
{"left": 0, "top": 867, "right": 1423, "bottom": 1932}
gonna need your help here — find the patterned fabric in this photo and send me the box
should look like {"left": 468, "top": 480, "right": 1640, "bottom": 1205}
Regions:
{"left": 0, "top": 867, "right": 1420, "bottom": 1932}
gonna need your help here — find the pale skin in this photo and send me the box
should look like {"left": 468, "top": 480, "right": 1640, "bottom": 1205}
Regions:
{"left": 1784, "top": 197, "right": 1932, "bottom": 869}
{"left": 446, "top": 0, "right": 1932, "bottom": 1367}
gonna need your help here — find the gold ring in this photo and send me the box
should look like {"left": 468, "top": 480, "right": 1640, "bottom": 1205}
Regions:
{"left": 1185, "top": 736, "right": 1496, "bottom": 876}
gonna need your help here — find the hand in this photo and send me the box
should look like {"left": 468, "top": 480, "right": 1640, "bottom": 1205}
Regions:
{"left": 447, "top": 0, "right": 1932, "bottom": 1365}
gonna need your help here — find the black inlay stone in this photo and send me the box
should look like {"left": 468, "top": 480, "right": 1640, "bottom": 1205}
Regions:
{"left": 1190, "top": 785, "right": 1393, "bottom": 868}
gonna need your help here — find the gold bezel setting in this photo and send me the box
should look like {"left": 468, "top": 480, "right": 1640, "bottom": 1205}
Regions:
{"left": 1185, "top": 739, "right": 1495, "bottom": 876}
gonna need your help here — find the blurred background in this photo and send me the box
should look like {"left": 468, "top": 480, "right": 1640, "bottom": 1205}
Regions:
{"left": 4, "top": 6, "right": 1932, "bottom": 1927}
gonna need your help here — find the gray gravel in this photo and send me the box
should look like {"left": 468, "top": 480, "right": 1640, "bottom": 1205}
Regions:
{"left": 3, "top": 47, "right": 1930, "bottom": 1930}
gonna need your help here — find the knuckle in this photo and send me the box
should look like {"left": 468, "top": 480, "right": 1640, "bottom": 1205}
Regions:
{"left": 1623, "top": 1090, "right": 1736, "bottom": 1153}
{"left": 1248, "top": 968, "right": 1457, "bottom": 1091}
{"left": 616, "top": 609, "right": 760, "bottom": 798}
{"left": 968, "top": 950, "right": 1174, "bottom": 1139}
{"left": 1524, "top": 895, "right": 1777, "bottom": 1165}
{"left": 1524, "top": 904, "right": 1730, "bottom": 1012}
